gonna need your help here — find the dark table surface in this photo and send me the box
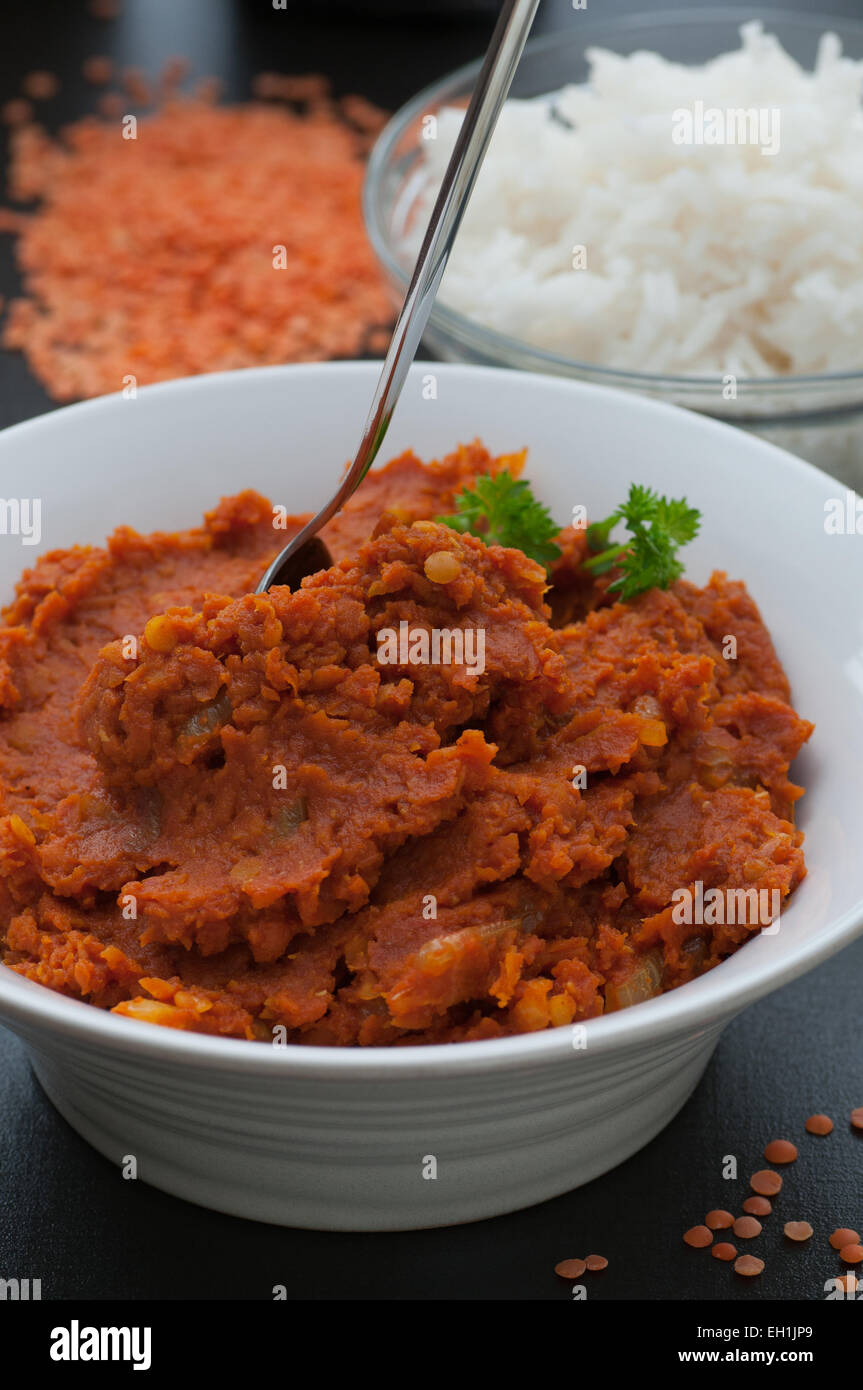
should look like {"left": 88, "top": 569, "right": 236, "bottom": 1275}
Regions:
{"left": 1, "top": 0, "right": 861, "bottom": 1303}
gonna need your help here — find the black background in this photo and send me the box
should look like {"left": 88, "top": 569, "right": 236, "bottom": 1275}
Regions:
{"left": 0, "top": 0, "right": 861, "bottom": 1303}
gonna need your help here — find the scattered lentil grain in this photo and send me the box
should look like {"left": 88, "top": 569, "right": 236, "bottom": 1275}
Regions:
{"left": 194, "top": 76, "right": 223, "bottom": 104}
{"left": 839, "top": 1244, "right": 863, "bottom": 1265}
{"left": 554, "top": 1258, "right": 586, "bottom": 1280}
{"left": 829, "top": 1228, "right": 861, "bottom": 1250}
{"left": 705, "top": 1209, "right": 734, "bottom": 1230}
{"left": 683, "top": 1226, "right": 713, "bottom": 1248}
{"left": 122, "top": 67, "right": 152, "bottom": 106}
{"left": 22, "top": 71, "right": 59, "bottom": 101}
{"left": 82, "top": 56, "right": 113, "bottom": 85}
{"left": 367, "top": 327, "right": 392, "bottom": 354}
{"left": 585, "top": 1255, "right": 609, "bottom": 1270}
{"left": 733, "top": 1216, "right": 762, "bottom": 1240}
{"left": 712, "top": 1243, "right": 737, "bottom": 1262}
{"left": 743, "top": 1195, "right": 772, "bottom": 1216}
{"left": 851, "top": 1107, "right": 863, "bottom": 1131}
{"left": 251, "top": 72, "right": 283, "bottom": 100}
{"left": 97, "top": 92, "right": 124, "bottom": 119}
{"left": 805, "top": 1113, "right": 833, "bottom": 1135}
{"left": 2, "top": 99, "right": 33, "bottom": 127}
{"left": 273, "top": 74, "right": 331, "bottom": 105}
{"left": 734, "top": 1255, "right": 765, "bottom": 1277}
{"left": 340, "top": 93, "right": 389, "bottom": 134}
{"left": 159, "top": 57, "right": 189, "bottom": 92}
{"left": 750, "top": 1169, "right": 783, "bottom": 1196}
{"left": 783, "top": 1221, "right": 813, "bottom": 1242}
{"left": 763, "top": 1139, "right": 798, "bottom": 1164}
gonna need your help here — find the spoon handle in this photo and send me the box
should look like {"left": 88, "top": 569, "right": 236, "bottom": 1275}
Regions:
{"left": 257, "top": 0, "right": 540, "bottom": 592}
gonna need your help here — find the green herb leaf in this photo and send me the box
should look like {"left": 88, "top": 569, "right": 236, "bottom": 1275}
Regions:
{"left": 437, "top": 470, "right": 562, "bottom": 567}
{"left": 583, "top": 484, "right": 700, "bottom": 599}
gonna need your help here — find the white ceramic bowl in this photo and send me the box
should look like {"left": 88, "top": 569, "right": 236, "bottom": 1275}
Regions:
{"left": 0, "top": 363, "right": 861, "bottom": 1231}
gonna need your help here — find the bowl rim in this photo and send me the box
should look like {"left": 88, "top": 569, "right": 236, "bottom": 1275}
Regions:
{"left": 0, "top": 359, "right": 861, "bottom": 1081}
{"left": 363, "top": 5, "right": 863, "bottom": 397}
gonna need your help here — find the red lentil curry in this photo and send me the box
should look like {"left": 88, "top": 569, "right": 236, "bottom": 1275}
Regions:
{"left": 0, "top": 444, "right": 812, "bottom": 1044}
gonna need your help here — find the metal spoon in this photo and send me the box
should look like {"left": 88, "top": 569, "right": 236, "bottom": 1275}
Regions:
{"left": 257, "top": 0, "right": 540, "bottom": 593}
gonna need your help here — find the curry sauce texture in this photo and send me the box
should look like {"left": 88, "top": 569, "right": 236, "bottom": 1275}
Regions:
{"left": 0, "top": 444, "right": 812, "bottom": 1044}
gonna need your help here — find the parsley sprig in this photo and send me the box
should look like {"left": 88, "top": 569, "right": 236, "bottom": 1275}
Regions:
{"left": 436, "top": 470, "right": 562, "bottom": 567}
{"left": 436, "top": 472, "right": 700, "bottom": 600}
{"left": 583, "top": 484, "right": 700, "bottom": 599}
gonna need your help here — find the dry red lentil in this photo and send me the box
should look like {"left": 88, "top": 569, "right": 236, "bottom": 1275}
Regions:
{"left": 851, "top": 1107, "right": 863, "bottom": 1131}
{"left": 830, "top": 1228, "right": 861, "bottom": 1250}
{"left": 705, "top": 1209, "right": 734, "bottom": 1230}
{"left": 683, "top": 1226, "right": 713, "bottom": 1249}
{"left": 554, "top": 1258, "right": 587, "bottom": 1280}
{"left": 0, "top": 80, "right": 393, "bottom": 400}
{"left": 82, "top": 56, "right": 113, "bottom": 85}
{"left": 712, "top": 1243, "right": 738, "bottom": 1262}
{"left": 367, "top": 326, "right": 393, "bottom": 355}
{"left": 839, "top": 1244, "right": 863, "bottom": 1264}
{"left": 340, "top": 93, "right": 390, "bottom": 134}
{"left": 763, "top": 1139, "right": 798, "bottom": 1164}
{"left": 194, "top": 77, "right": 223, "bottom": 105}
{"left": 734, "top": 1255, "right": 765, "bottom": 1277}
{"left": 743, "top": 1195, "right": 772, "bottom": 1216}
{"left": 733, "top": 1215, "right": 762, "bottom": 1240}
{"left": 585, "top": 1255, "right": 609, "bottom": 1271}
{"left": 22, "top": 71, "right": 59, "bottom": 101}
{"left": 2, "top": 99, "right": 33, "bottom": 127}
{"left": 159, "top": 57, "right": 189, "bottom": 93}
{"left": 251, "top": 72, "right": 283, "bottom": 101}
{"left": 783, "top": 1221, "right": 814, "bottom": 1242}
{"left": 266, "top": 74, "right": 331, "bottom": 105}
{"left": 805, "top": 1113, "right": 834, "bottom": 1135}
{"left": 750, "top": 1169, "right": 783, "bottom": 1196}
{"left": 121, "top": 67, "right": 152, "bottom": 107}
{"left": 97, "top": 91, "right": 125, "bottom": 119}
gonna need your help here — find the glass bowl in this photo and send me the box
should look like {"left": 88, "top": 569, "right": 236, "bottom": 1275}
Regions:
{"left": 364, "top": 7, "right": 863, "bottom": 486}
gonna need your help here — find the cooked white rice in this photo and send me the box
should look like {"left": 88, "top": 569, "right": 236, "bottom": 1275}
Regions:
{"left": 405, "top": 22, "right": 863, "bottom": 377}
